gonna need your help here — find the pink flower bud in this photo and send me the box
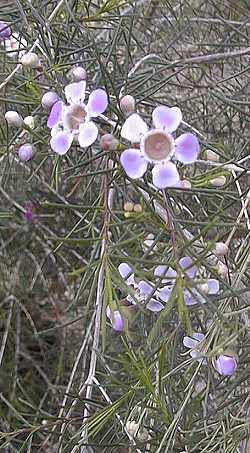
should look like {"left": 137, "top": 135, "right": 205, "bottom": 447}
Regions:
{"left": 213, "top": 242, "right": 228, "bottom": 257}
{"left": 41, "top": 91, "right": 59, "bottom": 110}
{"left": 0, "top": 21, "right": 11, "bottom": 40}
{"left": 69, "top": 66, "right": 86, "bottom": 82}
{"left": 5, "top": 111, "right": 23, "bottom": 127}
{"left": 100, "top": 133, "right": 118, "bottom": 151}
{"left": 18, "top": 144, "right": 34, "bottom": 162}
{"left": 21, "top": 52, "right": 41, "bottom": 68}
{"left": 120, "top": 95, "right": 135, "bottom": 116}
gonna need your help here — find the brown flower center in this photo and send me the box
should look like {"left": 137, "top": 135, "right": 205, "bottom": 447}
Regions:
{"left": 65, "top": 104, "right": 86, "bottom": 130}
{"left": 142, "top": 130, "right": 174, "bottom": 162}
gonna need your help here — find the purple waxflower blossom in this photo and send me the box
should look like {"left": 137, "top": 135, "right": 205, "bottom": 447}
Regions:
{"left": 214, "top": 354, "right": 237, "bottom": 376}
{"left": 46, "top": 80, "right": 108, "bottom": 155}
{"left": 120, "top": 106, "right": 200, "bottom": 188}
{"left": 155, "top": 257, "right": 220, "bottom": 306}
{"left": 0, "top": 21, "right": 11, "bottom": 41}
{"left": 183, "top": 332, "right": 206, "bottom": 362}
{"left": 106, "top": 306, "right": 124, "bottom": 332}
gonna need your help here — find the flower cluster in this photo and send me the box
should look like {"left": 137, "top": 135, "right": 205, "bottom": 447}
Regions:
{"left": 120, "top": 106, "right": 200, "bottom": 188}
{"left": 43, "top": 77, "right": 108, "bottom": 155}
{"left": 183, "top": 332, "right": 238, "bottom": 376}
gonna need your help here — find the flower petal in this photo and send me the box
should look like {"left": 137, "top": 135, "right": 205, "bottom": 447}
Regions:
{"left": 158, "top": 285, "right": 172, "bottom": 302}
{"left": 175, "top": 133, "right": 200, "bottom": 164}
{"left": 179, "top": 256, "right": 197, "bottom": 279}
{"left": 120, "top": 148, "right": 148, "bottom": 179}
{"left": 152, "top": 106, "right": 182, "bottom": 132}
{"left": 50, "top": 131, "right": 73, "bottom": 155}
{"left": 47, "top": 101, "right": 64, "bottom": 129}
{"left": 152, "top": 162, "right": 180, "bottom": 189}
{"left": 184, "top": 289, "right": 204, "bottom": 306}
{"left": 118, "top": 262, "right": 133, "bottom": 279}
{"left": 183, "top": 336, "right": 199, "bottom": 349}
{"left": 106, "top": 308, "right": 124, "bottom": 332}
{"left": 193, "top": 332, "right": 205, "bottom": 342}
{"left": 121, "top": 113, "right": 148, "bottom": 143}
{"left": 138, "top": 280, "right": 153, "bottom": 297}
{"left": 207, "top": 279, "right": 220, "bottom": 294}
{"left": 146, "top": 299, "right": 164, "bottom": 312}
{"left": 87, "top": 89, "right": 108, "bottom": 116}
{"left": 65, "top": 81, "right": 86, "bottom": 104}
{"left": 78, "top": 121, "right": 98, "bottom": 148}
{"left": 154, "top": 265, "right": 177, "bottom": 279}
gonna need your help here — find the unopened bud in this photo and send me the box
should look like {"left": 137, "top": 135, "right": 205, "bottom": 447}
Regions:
{"left": 137, "top": 427, "right": 149, "bottom": 442}
{"left": 210, "top": 176, "right": 226, "bottom": 187}
{"left": 24, "top": 115, "right": 35, "bottom": 129}
{"left": 124, "top": 201, "right": 134, "bottom": 212}
{"left": 69, "top": 66, "right": 86, "bottom": 82}
{"left": 181, "top": 179, "right": 192, "bottom": 189}
{"left": 126, "top": 420, "right": 139, "bottom": 437}
{"left": 21, "top": 52, "right": 41, "bottom": 68}
{"left": 100, "top": 133, "right": 118, "bottom": 151}
{"left": 5, "top": 111, "right": 23, "bottom": 127}
{"left": 214, "top": 353, "right": 237, "bottom": 376}
{"left": 18, "top": 144, "right": 34, "bottom": 161}
{"left": 124, "top": 211, "right": 132, "bottom": 218}
{"left": 41, "top": 91, "right": 59, "bottom": 110}
{"left": 205, "top": 149, "right": 220, "bottom": 162}
{"left": 213, "top": 242, "right": 228, "bottom": 257}
{"left": 120, "top": 95, "right": 135, "bottom": 116}
{"left": 133, "top": 203, "right": 143, "bottom": 213}
{"left": 216, "top": 261, "right": 228, "bottom": 277}
{"left": 198, "top": 282, "right": 209, "bottom": 294}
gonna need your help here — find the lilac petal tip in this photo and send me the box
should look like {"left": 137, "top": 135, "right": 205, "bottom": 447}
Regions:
{"left": 87, "top": 89, "right": 108, "bottom": 117}
{"left": 207, "top": 279, "right": 220, "bottom": 294}
{"left": 118, "top": 262, "right": 132, "bottom": 279}
{"left": 152, "top": 162, "right": 180, "bottom": 189}
{"left": 50, "top": 131, "right": 73, "bottom": 155}
{"left": 47, "top": 101, "right": 64, "bottom": 129}
{"left": 179, "top": 256, "right": 197, "bottom": 279}
{"left": 107, "top": 308, "right": 124, "bottom": 332}
{"left": 65, "top": 81, "right": 86, "bottom": 105}
{"left": 120, "top": 148, "right": 148, "bottom": 179}
{"left": 152, "top": 106, "right": 182, "bottom": 133}
{"left": 215, "top": 355, "right": 237, "bottom": 376}
{"left": 78, "top": 121, "right": 98, "bottom": 148}
{"left": 146, "top": 299, "right": 164, "bottom": 312}
{"left": 175, "top": 133, "right": 200, "bottom": 164}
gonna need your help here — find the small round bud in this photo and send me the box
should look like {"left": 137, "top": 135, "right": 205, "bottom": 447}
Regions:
{"left": 124, "top": 211, "right": 131, "bottom": 218}
{"left": 100, "top": 133, "right": 118, "bottom": 151}
{"left": 204, "top": 149, "right": 220, "bottom": 162}
{"left": 181, "top": 179, "right": 192, "bottom": 189}
{"left": 106, "top": 307, "right": 124, "bottom": 332}
{"left": 124, "top": 201, "right": 134, "bottom": 212}
{"left": 18, "top": 144, "right": 34, "bottom": 162}
{"left": 213, "top": 242, "right": 228, "bottom": 257}
{"left": 0, "top": 21, "right": 11, "bottom": 41}
{"left": 214, "top": 354, "right": 237, "bottom": 376}
{"left": 41, "top": 91, "right": 59, "bottom": 110}
{"left": 210, "top": 176, "right": 227, "bottom": 187}
{"left": 21, "top": 52, "right": 41, "bottom": 68}
{"left": 198, "top": 282, "right": 209, "bottom": 294}
{"left": 5, "top": 111, "right": 23, "bottom": 127}
{"left": 133, "top": 203, "right": 143, "bottom": 213}
{"left": 24, "top": 115, "right": 35, "bottom": 129}
{"left": 137, "top": 428, "right": 149, "bottom": 442}
{"left": 216, "top": 261, "right": 228, "bottom": 277}
{"left": 120, "top": 95, "right": 135, "bottom": 116}
{"left": 69, "top": 66, "right": 86, "bottom": 82}
{"left": 126, "top": 420, "right": 139, "bottom": 437}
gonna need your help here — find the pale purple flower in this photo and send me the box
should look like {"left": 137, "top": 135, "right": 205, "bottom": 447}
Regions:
{"left": 106, "top": 306, "right": 124, "bottom": 332}
{"left": 183, "top": 332, "right": 206, "bottom": 362}
{"left": 18, "top": 144, "right": 34, "bottom": 161}
{"left": 154, "top": 257, "right": 220, "bottom": 306}
{"left": 47, "top": 80, "right": 108, "bottom": 155}
{"left": 0, "top": 21, "right": 11, "bottom": 41}
{"left": 215, "top": 354, "right": 237, "bottom": 376}
{"left": 120, "top": 107, "right": 200, "bottom": 188}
